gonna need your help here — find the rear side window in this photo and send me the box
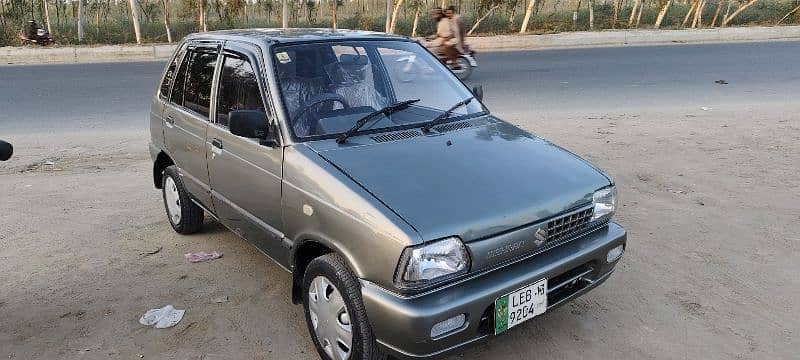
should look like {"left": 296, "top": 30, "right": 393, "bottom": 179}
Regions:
{"left": 216, "top": 55, "right": 265, "bottom": 128}
{"left": 159, "top": 44, "right": 186, "bottom": 99}
{"left": 183, "top": 50, "right": 218, "bottom": 118}
{"left": 170, "top": 52, "right": 190, "bottom": 105}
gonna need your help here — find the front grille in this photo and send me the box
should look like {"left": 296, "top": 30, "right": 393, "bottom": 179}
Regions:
{"left": 545, "top": 207, "right": 594, "bottom": 244}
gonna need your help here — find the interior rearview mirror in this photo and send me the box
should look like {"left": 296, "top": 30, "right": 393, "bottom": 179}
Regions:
{"left": 229, "top": 110, "right": 274, "bottom": 146}
{"left": 472, "top": 85, "right": 484, "bottom": 102}
{"left": 0, "top": 140, "right": 12, "bottom": 161}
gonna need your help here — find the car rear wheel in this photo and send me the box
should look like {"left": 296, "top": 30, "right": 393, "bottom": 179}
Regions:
{"left": 302, "top": 253, "right": 387, "bottom": 360}
{"left": 162, "top": 165, "right": 204, "bottom": 234}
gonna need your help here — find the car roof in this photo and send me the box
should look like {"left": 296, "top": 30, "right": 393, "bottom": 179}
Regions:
{"left": 185, "top": 28, "right": 410, "bottom": 46}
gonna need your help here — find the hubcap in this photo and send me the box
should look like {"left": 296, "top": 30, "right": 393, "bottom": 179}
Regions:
{"left": 164, "top": 176, "right": 181, "bottom": 225}
{"left": 308, "top": 276, "right": 352, "bottom": 360}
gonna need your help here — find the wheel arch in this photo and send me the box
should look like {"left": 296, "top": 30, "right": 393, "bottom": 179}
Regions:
{"left": 290, "top": 237, "right": 363, "bottom": 304}
{"left": 153, "top": 151, "right": 175, "bottom": 189}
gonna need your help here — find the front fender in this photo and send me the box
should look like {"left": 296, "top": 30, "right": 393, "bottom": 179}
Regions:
{"left": 281, "top": 144, "right": 421, "bottom": 288}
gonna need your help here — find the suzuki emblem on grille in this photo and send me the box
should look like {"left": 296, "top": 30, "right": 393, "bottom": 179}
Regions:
{"left": 534, "top": 227, "right": 548, "bottom": 246}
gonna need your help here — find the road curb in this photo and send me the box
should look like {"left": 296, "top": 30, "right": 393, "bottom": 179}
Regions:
{"left": 468, "top": 26, "right": 800, "bottom": 50}
{"left": 2, "top": 25, "right": 799, "bottom": 64}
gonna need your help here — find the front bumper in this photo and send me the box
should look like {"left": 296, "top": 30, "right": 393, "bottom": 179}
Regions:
{"left": 361, "top": 222, "right": 626, "bottom": 359}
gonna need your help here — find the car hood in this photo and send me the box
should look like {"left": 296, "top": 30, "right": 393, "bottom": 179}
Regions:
{"left": 308, "top": 119, "right": 611, "bottom": 242}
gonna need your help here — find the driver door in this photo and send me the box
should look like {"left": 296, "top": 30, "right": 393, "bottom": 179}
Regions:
{"left": 205, "top": 44, "right": 289, "bottom": 267}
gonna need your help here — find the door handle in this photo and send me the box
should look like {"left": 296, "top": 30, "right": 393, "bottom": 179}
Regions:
{"left": 210, "top": 138, "right": 223, "bottom": 158}
{"left": 164, "top": 114, "right": 175, "bottom": 128}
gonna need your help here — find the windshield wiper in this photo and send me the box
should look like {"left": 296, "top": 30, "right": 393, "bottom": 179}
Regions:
{"left": 336, "top": 99, "right": 420, "bottom": 144}
{"left": 420, "top": 97, "right": 474, "bottom": 133}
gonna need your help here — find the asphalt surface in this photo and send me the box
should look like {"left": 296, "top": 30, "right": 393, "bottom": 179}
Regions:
{"left": 1, "top": 40, "right": 798, "bottom": 134}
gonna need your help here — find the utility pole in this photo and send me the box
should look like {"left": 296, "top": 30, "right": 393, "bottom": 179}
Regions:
{"left": 282, "top": 0, "right": 288, "bottom": 28}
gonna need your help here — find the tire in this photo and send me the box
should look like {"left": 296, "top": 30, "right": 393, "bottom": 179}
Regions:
{"left": 452, "top": 57, "right": 473, "bottom": 81}
{"left": 302, "top": 253, "right": 387, "bottom": 360}
{"left": 161, "top": 165, "right": 204, "bottom": 234}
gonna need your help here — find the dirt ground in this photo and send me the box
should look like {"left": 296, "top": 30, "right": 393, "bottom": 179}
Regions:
{"left": 1, "top": 104, "right": 798, "bottom": 359}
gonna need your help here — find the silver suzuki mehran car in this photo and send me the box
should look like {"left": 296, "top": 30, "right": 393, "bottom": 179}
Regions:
{"left": 149, "top": 29, "right": 626, "bottom": 360}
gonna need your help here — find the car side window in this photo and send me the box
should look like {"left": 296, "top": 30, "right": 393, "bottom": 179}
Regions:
{"left": 216, "top": 54, "right": 266, "bottom": 128}
{"left": 159, "top": 43, "right": 186, "bottom": 99}
{"left": 170, "top": 51, "right": 190, "bottom": 106}
{"left": 183, "top": 49, "right": 218, "bottom": 118}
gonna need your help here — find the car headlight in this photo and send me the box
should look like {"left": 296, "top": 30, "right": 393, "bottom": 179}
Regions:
{"left": 591, "top": 186, "right": 617, "bottom": 222}
{"left": 397, "top": 237, "right": 470, "bottom": 289}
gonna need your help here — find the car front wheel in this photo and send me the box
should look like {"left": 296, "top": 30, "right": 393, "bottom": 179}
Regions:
{"left": 162, "top": 165, "right": 204, "bottom": 234}
{"left": 303, "top": 253, "right": 387, "bottom": 360}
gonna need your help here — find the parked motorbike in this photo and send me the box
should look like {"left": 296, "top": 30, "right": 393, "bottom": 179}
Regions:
{"left": 19, "top": 28, "right": 55, "bottom": 46}
{"left": 0, "top": 140, "right": 13, "bottom": 161}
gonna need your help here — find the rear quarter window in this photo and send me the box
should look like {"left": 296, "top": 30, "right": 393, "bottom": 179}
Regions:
{"left": 159, "top": 43, "right": 187, "bottom": 99}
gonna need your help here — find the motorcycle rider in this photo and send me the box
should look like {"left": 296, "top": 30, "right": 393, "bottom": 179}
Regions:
{"left": 446, "top": 6, "right": 467, "bottom": 55}
{"left": 24, "top": 19, "right": 39, "bottom": 40}
{"left": 430, "top": 7, "right": 461, "bottom": 70}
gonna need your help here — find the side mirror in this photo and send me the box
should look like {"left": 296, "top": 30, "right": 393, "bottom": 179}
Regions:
{"left": 229, "top": 110, "right": 275, "bottom": 146}
{"left": 472, "top": 85, "right": 484, "bottom": 102}
{"left": 0, "top": 140, "right": 12, "bottom": 161}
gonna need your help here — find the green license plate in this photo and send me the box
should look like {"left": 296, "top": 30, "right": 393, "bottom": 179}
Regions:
{"left": 494, "top": 278, "right": 547, "bottom": 335}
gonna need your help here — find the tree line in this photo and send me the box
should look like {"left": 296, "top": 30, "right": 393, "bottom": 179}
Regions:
{"left": 1, "top": 0, "right": 798, "bottom": 45}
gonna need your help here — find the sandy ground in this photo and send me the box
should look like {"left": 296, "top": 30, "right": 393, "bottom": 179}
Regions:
{"left": 1, "top": 104, "right": 798, "bottom": 359}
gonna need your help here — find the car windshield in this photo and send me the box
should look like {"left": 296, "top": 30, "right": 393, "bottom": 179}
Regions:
{"left": 272, "top": 40, "right": 484, "bottom": 140}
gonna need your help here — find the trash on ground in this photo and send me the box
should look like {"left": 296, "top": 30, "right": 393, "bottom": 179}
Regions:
{"left": 42, "top": 160, "right": 59, "bottom": 171}
{"left": 714, "top": 80, "right": 728, "bottom": 85}
{"left": 212, "top": 295, "right": 229, "bottom": 304}
{"left": 139, "top": 305, "right": 185, "bottom": 329}
{"left": 700, "top": 106, "right": 712, "bottom": 111}
{"left": 139, "top": 246, "right": 162, "bottom": 257}
{"left": 185, "top": 251, "right": 222, "bottom": 263}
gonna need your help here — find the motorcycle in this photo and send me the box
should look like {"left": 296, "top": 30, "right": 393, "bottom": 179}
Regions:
{"left": 438, "top": 45, "right": 478, "bottom": 81}
{"left": 19, "top": 28, "right": 55, "bottom": 46}
{"left": 400, "top": 39, "right": 477, "bottom": 81}
{"left": 0, "top": 140, "right": 13, "bottom": 161}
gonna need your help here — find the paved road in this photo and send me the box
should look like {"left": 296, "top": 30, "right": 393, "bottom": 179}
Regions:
{"left": 1, "top": 40, "right": 798, "bottom": 133}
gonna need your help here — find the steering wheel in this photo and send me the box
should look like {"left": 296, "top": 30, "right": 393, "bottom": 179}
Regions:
{"left": 291, "top": 93, "right": 351, "bottom": 125}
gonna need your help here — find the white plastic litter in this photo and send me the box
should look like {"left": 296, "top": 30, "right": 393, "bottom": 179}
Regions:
{"left": 139, "top": 305, "right": 185, "bottom": 329}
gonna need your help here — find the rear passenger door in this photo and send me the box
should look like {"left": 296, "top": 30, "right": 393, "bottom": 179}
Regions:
{"left": 163, "top": 41, "right": 221, "bottom": 209}
{"left": 206, "top": 43, "right": 288, "bottom": 266}
{"left": 151, "top": 42, "right": 187, "bottom": 149}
